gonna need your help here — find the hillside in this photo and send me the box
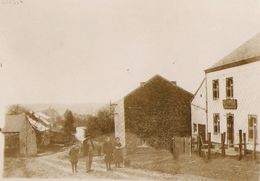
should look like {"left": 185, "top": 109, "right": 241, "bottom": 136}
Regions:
{"left": 22, "top": 103, "right": 105, "bottom": 116}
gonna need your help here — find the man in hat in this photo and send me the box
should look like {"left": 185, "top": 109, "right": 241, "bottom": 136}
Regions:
{"left": 83, "top": 133, "right": 95, "bottom": 172}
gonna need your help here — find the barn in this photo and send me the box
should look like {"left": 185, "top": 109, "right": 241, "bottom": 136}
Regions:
{"left": 3, "top": 113, "right": 37, "bottom": 157}
{"left": 114, "top": 75, "right": 193, "bottom": 153}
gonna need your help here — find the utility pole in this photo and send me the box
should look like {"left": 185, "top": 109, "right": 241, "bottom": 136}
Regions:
{"left": 109, "top": 100, "right": 117, "bottom": 118}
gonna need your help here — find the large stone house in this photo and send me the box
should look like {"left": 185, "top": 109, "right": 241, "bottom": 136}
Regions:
{"left": 192, "top": 32, "right": 260, "bottom": 151}
{"left": 114, "top": 75, "right": 193, "bottom": 152}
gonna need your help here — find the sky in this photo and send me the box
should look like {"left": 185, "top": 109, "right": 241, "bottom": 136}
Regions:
{"left": 1, "top": 0, "right": 260, "bottom": 106}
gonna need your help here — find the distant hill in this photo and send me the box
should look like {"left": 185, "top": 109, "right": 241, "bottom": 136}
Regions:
{"left": 22, "top": 103, "right": 105, "bottom": 116}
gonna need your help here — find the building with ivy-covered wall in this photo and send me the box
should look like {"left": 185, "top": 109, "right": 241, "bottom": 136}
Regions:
{"left": 114, "top": 74, "right": 193, "bottom": 152}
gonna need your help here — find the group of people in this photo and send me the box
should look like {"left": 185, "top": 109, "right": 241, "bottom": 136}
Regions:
{"left": 103, "top": 136, "right": 123, "bottom": 170}
{"left": 68, "top": 134, "right": 124, "bottom": 174}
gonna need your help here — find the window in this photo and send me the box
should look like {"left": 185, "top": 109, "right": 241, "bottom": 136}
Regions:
{"left": 213, "top": 113, "right": 220, "bottom": 135}
{"left": 226, "top": 77, "right": 234, "bottom": 98}
{"left": 248, "top": 115, "right": 257, "bottom": 142}
{"left": 193, "top": 123, "right": 197, "bottom": 133}
{"left": 212, "top": 79, "right": 219, "bottom": 100}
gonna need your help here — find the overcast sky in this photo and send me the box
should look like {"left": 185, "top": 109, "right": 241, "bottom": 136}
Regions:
{"left": 1, "top": 0, "right": 260, "bottom": 106}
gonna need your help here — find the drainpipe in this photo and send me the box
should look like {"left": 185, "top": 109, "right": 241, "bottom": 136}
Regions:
{"left": 205, "top": 73, "right": 209, "bottom": 140}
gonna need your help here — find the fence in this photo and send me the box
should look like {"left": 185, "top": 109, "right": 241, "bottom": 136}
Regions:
{"left": 194, "top": 130, "right": 257, "bottom": 161}
{"left": 172, "top": 136, "right": 192, "bottom": 157}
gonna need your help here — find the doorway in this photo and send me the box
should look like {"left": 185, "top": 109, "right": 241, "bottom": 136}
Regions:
{"left": 227, "top": 114, "right": 234, "bottom": 146}
{"left": 198, "top": 124, "right": 206, "bottom": 142}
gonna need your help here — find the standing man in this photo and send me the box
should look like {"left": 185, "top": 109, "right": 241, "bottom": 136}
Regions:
{"left": 83, "top": 134, "right": 95, "bottom": 173}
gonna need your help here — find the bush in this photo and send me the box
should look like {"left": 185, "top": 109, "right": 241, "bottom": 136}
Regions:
{"left": 85, "top": 107, "right": 114, "bottom": 137}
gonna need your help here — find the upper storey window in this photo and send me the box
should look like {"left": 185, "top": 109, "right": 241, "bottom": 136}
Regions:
{"left": 212, "top": 79, "right": 219, "bottom": 100}
{"left": 226, "top": 77, "right": 233, "bottom": 99}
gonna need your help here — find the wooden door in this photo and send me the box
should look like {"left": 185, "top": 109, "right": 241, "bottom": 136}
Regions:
{"left": 198, "top": 124, "right": 206, "bottom": 142}
{"left": 227, "top": 114, "right": 234, "bottom": 146}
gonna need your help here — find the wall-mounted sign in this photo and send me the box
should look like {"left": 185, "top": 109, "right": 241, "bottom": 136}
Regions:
{"left": 223, "top": 99, "right": 238, "bottom": 110}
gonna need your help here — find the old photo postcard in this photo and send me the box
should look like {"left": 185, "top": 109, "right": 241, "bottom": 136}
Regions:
{"left": 1, "top": 0, "right": 260, "bottom": 180}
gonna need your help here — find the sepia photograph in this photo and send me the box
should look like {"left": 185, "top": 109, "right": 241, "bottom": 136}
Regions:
{"left": 1, "top": 0, "right": 260, "bottom": 180}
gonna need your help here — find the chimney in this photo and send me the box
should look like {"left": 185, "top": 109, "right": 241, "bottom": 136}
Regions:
{"left": 140, "top": 82, "right": 146, "bottom": 87}
{"left": 171, "top": 81, "right": 177, "bottom": 85}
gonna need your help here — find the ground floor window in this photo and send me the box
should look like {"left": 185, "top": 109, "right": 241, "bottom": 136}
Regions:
{"left": 193, "top": 123, "right": 197, "bottom": 133}
{"left": 248, "top": 115, "right": 257, "bottom": 142}
{"left": 213, "top": 113, "right": 220, "bottom": 135}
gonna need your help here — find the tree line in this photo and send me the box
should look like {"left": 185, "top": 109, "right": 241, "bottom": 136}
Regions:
{"left": 6, "top": 104, "right": 115, "bottom": 142}
{"left": 64, "top": 106, "right": 114, "bottom": 139}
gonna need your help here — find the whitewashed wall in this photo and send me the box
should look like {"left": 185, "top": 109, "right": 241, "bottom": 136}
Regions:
{"left": 206, "top": 60, "right": 260, "bottom": 151}
{"left": 114, "top": 98, "right": 126, "bottom": 147}
{"left": 75, "top": 127, "right": 86, "bottom": 143}
{"left": 191, "top": 79, "right": 207, "bottom": 136}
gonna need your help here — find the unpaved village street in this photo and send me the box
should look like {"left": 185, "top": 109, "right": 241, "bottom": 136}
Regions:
{"left": 4, "top": 147, "right": 218, "bottom": 181}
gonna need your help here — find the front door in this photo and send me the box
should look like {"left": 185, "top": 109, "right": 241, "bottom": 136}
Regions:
{"left": 227, "top": 114, "right": 234, "bottom": 146}
{"left": 198, "top": 124, "right": 206, "bottom": 142}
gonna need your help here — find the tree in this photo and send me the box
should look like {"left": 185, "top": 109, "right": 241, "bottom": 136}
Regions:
{"left": 86, "top": 107, "right": 114, "bottom": 137}
{"left": 6, "top": 104, "right": 29, "bottom": 115}
{"left": 63, "top": 109, "right": 76, "bottom": 136}
{"left": 96, "top": 108, "right": 114, "bottom": 133}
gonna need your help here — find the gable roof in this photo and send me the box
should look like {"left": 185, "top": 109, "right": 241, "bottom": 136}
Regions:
{"left": 34, "top": 112, "right": 50, "bottom": 120}
{"left": 205, "top": 32, "right": 260, "bottom": 73}
{"left": 32, "top": 112, "right": 51, "bottom": 126}
{"left": 27, "top": 116, "right": 50, "bottom": 132}
{"left": 191, "top": 78, "right": 205, "bottom": 102}
{"left": 124, "top": 74, "right": 193, "bottom": 99}
{"left": 3, "top": 114, "right": 26, "bottom": 133}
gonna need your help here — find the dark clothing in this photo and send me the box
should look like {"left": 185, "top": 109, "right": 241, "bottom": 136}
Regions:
{"left": 114, "top": 142, "right": 123, "bottom": 166}
{"left": 103, "top": 141, "right": 113, "bottom": 163}
{"left": 169, "top": 140, "right": 174, "bottom": 154}
{"left": 83, "top": 138, "right": 95, "bottom": 171}
{"left": 103, "top": 141, "right": 113, "bottom": 154}
{"left": 69, "top": 145, "right": 80, "bottom": 162}
{"left": 114, "top": 148, "right": 123, "bottom": 163}
{"left": 169, "top": 139, "right": 177, "bottom": 159}
{"left": 69, "top": 145, "right": 80, "bottom": 173}
{"left": 83, "top": 138, "right": 95, "bottom": 156}
{"left": 104, "top": 154, "right": 113, "bottom": 163}
{"left": 86, "top": 152, "right": 93, "bottom": 171}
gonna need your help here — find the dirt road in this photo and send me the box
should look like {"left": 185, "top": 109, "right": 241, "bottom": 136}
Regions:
{"left": 4, "top": 148, "right": 219, "bottom": 180}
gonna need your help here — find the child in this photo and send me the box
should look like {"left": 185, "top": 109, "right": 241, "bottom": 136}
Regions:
{"left": 103, "top": 136, "right": 113, "bottom": 171}
{"left": 69, "top": 144, "right": 80, "bottom": 174}
{"left": 114, "top": 137, "right": 123, "bottom": 168}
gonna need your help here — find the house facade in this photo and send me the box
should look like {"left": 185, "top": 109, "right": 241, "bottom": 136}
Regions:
{"left": 3, "top": 114, "right": 38, "bottom": 156}
{"left": 192, "top": 32, "right": 260, "bottom": 151}
{"left": 191, "top": 79, "right": 207, "bottom": 141}
{"left": 114, "top": 75, "right": 193, "bottom": 153}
